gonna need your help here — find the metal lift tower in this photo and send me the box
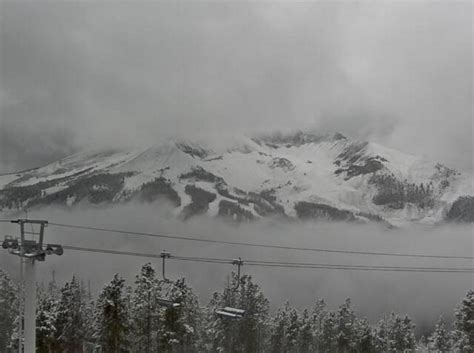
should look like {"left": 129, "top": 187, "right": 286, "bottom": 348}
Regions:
{"left": 2, "top": 219, "right": 63, "bottom": 353}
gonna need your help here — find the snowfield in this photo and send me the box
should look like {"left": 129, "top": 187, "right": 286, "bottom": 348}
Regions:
{"left": 0, "top": 131, "right": 472, "bottom": 226}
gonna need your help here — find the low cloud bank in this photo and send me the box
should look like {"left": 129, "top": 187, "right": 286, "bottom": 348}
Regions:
{"left": 0, "top": 203, "right": 472, "bottom": 332}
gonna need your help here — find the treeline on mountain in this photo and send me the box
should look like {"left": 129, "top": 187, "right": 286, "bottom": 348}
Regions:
{"left": 138, "top": 177, "right": 181, "bottom": 207}
{"left": 446, "top": 196, "right": 474, "bottom": 222}
{"left": 0, "top": 172, "right": 132, "bottom": 210}
{"left": 369, "top": 174, "right": 435, "bottom": 210}
{"left": 0, "top": 267, "right": 473, "bottom": 353}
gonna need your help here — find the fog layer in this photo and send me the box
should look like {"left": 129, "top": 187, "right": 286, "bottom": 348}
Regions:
{"left": 1, "top": 203, "right": 472, "bottom": 332}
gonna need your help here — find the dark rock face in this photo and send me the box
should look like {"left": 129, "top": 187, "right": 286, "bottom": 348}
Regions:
{"left": 336, "top": 142, "right": 369, "bottom": 165}
{"left": 176, "top": 143, "right": 209, "bottom": 159}
{"left": 334, "top": 142, "right": 387, "bottom": 180}
{"left": 268, "top": 158, "right": 295, "bottom": 172}
{"left": 446, "top": 196, "right": 474, "bottom": 222}
{"left": 294, "top": 201, "right": 355, "bottom": 221}
{"left": 179, "top": 167, "right": 224, "bottom": 183}
{"left": 218, "top": 199, "right": 254, "bottom": 222}
{"left": 138, "top": 177, "right": 181, "bottom": 206}
{"left": 182, "top": 185, "right": 216, "bottom": 220}
{"left": 335, "top": 158, "right": 384, "bottom": 179}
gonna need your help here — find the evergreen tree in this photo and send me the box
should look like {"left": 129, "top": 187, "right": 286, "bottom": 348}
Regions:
{"left": 298, "top": 309, "right": 313, "bottom": 353}
{"left": 374, "top": 317, "right": 388, "bottom": 352}
{"left": 334, "top": 299, "right": 357, "bottom": 353}
{"left": 159, "top": 277, "right": 202, "bottom": 352}
{"left": 418, "top": 335, "right": 429, "bottom": 352}
{"left": 355, "top": 318, "right": 375, "bottom": 353}
{"left": 268, "top": 302, "right": 288, "bottom": 353}
{"left": 3, "top": 264, "right": 471, "bottom": 353}
{"left": 36, "top": 286, "right": 59, "bottom": 353}
{"left": 375, "top": 312, "right": 416, "bottom": 352}
{"left": 130, "top": 264, "right": 162, "bottom": 353}
{"left": 311, "top": 299, "right": 329, "bottom": 352}
{"left": 268, "top": 301, "right": 294, "bottom": 353}
{"left": 320, "top": 311, "right": 337, "bottom": 352}
{"left": 0, "top": 269, "right": 18, "bottom": 352}
{"left": 428, "top": 316, "right": 452, "bottom": 352}
{"left": 454, "top": 290, "right": 474, "bottom": 352}
{"left": 208, "top": 273, "right": 269, "bottom": 353}
{"left": 286, "top": 306, "right": 300, "bottom": 352}
{"left": 54, "top": 276, "right": 88, "bottom": 352}
{"left": 93, "top": 274, "right": 131, "bottom": 352}
{"left": 80, "top": 280, "right": 96, "bottom": 353}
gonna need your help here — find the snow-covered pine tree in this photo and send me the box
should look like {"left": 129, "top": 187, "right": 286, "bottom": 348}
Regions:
{"left": 298, "top": 309, "right": 313, "bottom": 353}
{"left": 320, "top": 310, "right": 337, "bottom": 352}
{"left": 375, "top": 312, "right": 416, "bottom": 352}
{"left": 158, "top": 277, "right": 202, "bottom": 352}
{"left": 268, "top": 301, "right": 291, "bottom": 353}
{"left": 36, "top": 286, "right": 58, "bottom": 353}
{"left": 334, "top": 298, "right": 358, "bottom": 353}
{"left": 79, "top": 279, "right": 96, "bottom": 353}
{"left": 0, "top": 269, "right": 18, "bottom": 352}
{"left": 208, "top": 273, "right": 269, "bottom": 353}
{"left": 54, "top": 276, "right": 89, "bottom": 352}
{"left": 401, "top": 315, "right": 416, "bottom": 351}
{"left": 199, "top": 302, "right": 219, "bottom": 353}
{"left": 286, "top": 305, "right": 300, "bottom": 352}
{"left": 428, "top": 316, "right": 452, "bottom": 352}
{"left": 354, "top": 318, "right": 375, "bottom": 353}
{"left": 417, "top": 335, "right": 429, "bottom": 353}
{"left": 130, "top": 263, "right": 162, "bottom": 353}
{"left": 374, "top": 317, "right": 388, "bottom": 352}
{"left": 93, "top": 274, "right": 131, "bottom": 352}
{"left": 311, "top": 299, "right": 329, "bottom": 352}
{"left": 453, "top": 290, "right": 474, "bottom": 353}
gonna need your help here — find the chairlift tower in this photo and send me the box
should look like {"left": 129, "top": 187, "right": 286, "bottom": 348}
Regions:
{"left": 2, "top": 219, "right": 63, "bottom": 353}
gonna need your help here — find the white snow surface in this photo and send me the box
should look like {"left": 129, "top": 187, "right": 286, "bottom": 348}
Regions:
{"left": 1, "top": 133, "right": 472, "bottom": 225}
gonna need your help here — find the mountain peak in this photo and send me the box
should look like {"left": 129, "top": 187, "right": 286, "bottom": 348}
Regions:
{"left": 0, "top": 130, "right": 472, "bottom": 226}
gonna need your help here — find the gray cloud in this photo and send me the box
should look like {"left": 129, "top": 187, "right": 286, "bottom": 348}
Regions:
{"left": 0, "top": 1, "right": 472, "bottom": 172}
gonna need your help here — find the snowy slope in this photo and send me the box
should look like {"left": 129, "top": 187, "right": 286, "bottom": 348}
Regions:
{"left": 0, "top": 131, "right": 472, "bottom": 226}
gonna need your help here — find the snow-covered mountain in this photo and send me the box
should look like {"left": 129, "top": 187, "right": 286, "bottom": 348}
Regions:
{"left": 1, "top": 131, "right": 472, "bottom": 226}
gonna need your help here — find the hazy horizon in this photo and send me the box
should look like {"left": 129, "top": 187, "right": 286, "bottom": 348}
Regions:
{"left": 1, "top": 1, "right": 472, "bottom": 173}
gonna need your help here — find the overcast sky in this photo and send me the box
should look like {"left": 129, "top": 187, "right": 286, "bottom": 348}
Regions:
{"left": 0, "top": 1, "right": 472, "bottom": 173}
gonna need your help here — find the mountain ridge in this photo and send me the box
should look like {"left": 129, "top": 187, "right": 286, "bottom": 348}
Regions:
{"left": 1, "top": 131, "right": 472, "bottom": 226}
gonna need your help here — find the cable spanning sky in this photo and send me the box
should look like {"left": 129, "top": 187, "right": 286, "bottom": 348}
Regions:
{"left": 0, "top": 1, "right": 472, "bottom": 173}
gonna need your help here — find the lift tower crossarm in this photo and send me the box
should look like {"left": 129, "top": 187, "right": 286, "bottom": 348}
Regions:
{"left": 2, "top": 219, "right": 61, "bottom": 353}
